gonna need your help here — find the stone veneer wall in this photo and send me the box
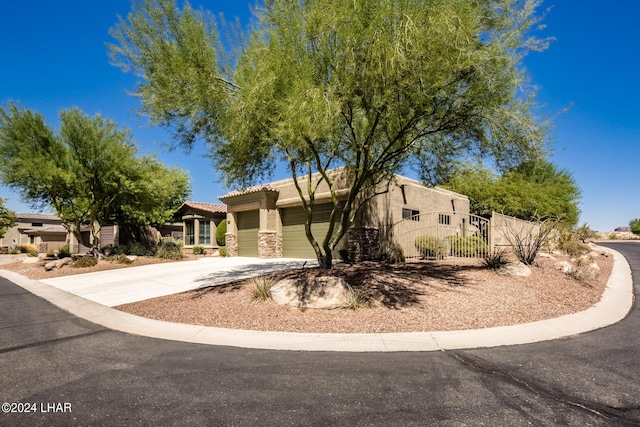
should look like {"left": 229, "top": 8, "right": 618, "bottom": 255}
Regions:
{"left": 347, "top": 227, "right": 380, "bottom": 262}
{"left": 258, "top": 231, "right": 281, "bottom": 258}
{"left": 225, "top": 233, "right": 238, "bottom": 257}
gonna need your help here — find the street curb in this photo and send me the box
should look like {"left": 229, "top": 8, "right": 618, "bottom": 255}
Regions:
{"left": 1, "top": 247, "right": 633, "bottom": 352}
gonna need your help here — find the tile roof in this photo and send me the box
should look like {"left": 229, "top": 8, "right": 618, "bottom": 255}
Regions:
{"left": 218, "top": 185, "right": 279, "bottom": 200}
{"left": 181, "top": 201, "right": 227, "bottom": 214}
{"left": 23, "top": 225, "right": 68, "bottom": 234}
{"left": 17, "top": 213, "right": 61, "bottom": 221}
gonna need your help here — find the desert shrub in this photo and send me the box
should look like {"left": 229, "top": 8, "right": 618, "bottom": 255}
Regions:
{"left": 192, "top": 245, "right": 206, "bottom": 255}
{"left": 341, "top": 285, "right": 370, "bottom": 310}
{"left": 121, "top": 242, "right": 153, "bottom": 256}
{"left": 17, "top": 244, "right": 38, "bottom": 255}
{"left": 482, "top": 250, "right": 511, "bottom": 270}
{"left": 415, "top": 235, "right": 447, "bottom": 259}
{"left": 218, "top": 246, "right": 228, "bottom": 257}
{"left": 504, "top": 218, "right": 561, "bottom": 265}
{"left": 46, "top": 248, "right": 56, "bottom": 258}
{"left": 106, "top": 254, "right": 133, "bottom": 264}
{"left": 574, "top": 223, "right": 598, "bottom": 243}
{"left": 563, "top": 240, "right": 590, "bottom": 257}
{"left": 608, "top": 233, "right": 618, "bottom": 240}
{"left": 8, "top": 246, "right": 20, "bottom": 254}
{"left": 72, "top": 256, "right": 98, "bottom": 268}
{"left": 249, "top": 275, "right": 276, "bottom": 302}
{"left": 58, "top": 244, "right": 71, "bottom": 258}
{"left": 570, "top": 256, "right": 599, "bottom": 283}
{"left": 156, "top": 237, "right": 184, "bottom": 260}
{"left": 381, "top": 244, "right": 405, "bottom": 264}
{"left": 216, "top": 219, "right": 227, "bottom": 247}
{"left": 448, "top": 236, "right": 489, "bottom": 257}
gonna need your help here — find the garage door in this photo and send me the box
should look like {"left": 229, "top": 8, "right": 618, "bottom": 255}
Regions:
{"left": 282, "top": 204, "right": 344, "bottom": 259}
{"left": 237, "top": 210, "right": 259, "bottom": 257}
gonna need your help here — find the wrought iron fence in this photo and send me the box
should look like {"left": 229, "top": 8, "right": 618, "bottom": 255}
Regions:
{"left": 392, "top": 212, "right": 490, "bottom": 260}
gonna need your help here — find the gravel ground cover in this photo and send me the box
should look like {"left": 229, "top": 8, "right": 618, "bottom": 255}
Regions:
{"left": 1, "top": 250, "right": 613, "bottom": 334}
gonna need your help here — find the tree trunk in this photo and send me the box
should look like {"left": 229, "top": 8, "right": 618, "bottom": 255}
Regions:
{"left": 318, "top": 250, "right": 333, "bottom": 269}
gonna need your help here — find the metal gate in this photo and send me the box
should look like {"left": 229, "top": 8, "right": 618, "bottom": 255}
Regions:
{"left": 392, "top": 212, "right": 490, "bottom": 260}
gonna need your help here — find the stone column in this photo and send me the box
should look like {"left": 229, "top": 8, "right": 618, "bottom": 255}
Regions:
{"left": 258, "top": 231, "right": 281, "bottom": 258}
{"left": 226, "top": 233, "right": 238, "bottom": 256}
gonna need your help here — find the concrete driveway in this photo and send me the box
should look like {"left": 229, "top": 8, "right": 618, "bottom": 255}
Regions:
{"left": 41, "top": 257, "right": 313, "bottom": 307}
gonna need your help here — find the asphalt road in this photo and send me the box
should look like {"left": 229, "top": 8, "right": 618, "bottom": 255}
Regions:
{"left": 0, "top": 242, "right": 638, "bottom": 426}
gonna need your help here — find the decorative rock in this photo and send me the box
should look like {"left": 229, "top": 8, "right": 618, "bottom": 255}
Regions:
{"left": 22, "top": 257, "right": 41, "bottom": 264}
{"left": 498, "top": 262, "right": 532, "bottom": 277}
{"left": 555, "top": 261, "right": 573, "bottom": 274}
{"left": 44, "top": 257, "right": 73, "bottom": 271}
{"left": 126, "top": 255, "right": 138, "bottom": 262}
{"left": 270, "top": 276, "right": 350, "bottom": 309}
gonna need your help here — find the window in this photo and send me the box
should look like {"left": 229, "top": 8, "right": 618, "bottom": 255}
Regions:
{"left": 31, "top": 222, "right": 43, "bottom": 227}
{"left": 199, "top": 221, "right": 211, "bottom": 245}
{"left": 402, "top": 208, "right": 420, "bottom": 221}
{"left": 439, "top": 214, "right": 451, "bottom": 225}
{"left": 185, "top": 220, "right": 195, "bottom": 245}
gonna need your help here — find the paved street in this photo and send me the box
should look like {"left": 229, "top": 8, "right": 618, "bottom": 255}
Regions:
{"left": 0, "top": 242, "right": 638, "bottom": 426}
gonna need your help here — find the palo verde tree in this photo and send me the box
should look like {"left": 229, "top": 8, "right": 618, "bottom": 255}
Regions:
{"left": 110, "top": 0, "right": 550, "bottom": 269}
{"left": 0, "top": 102, "right": 190, "bottom": 254}
{"left": 630, "top": 218, "right": 640, "bottom": 236}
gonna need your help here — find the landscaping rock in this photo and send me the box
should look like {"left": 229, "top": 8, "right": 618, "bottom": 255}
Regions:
{"left": 44, "top": 257, "right": 73, "bottom": 271}
{"left": 498, "top": 262, "right": 532, "bottom": 277}
{"left": 270, "top": 276, "right": 350, "bottom": 309}
{"left": 22, "top": 257, "right": 41, "bottom": 264}
{"left": 126, "top": 255, "right": 138, "bottom": 262}
{"left": 555, "top": 261, "right": 573, "bottom": 274}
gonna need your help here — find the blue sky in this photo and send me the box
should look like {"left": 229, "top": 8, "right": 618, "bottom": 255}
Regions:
{"left": 0, "top": 1, "right": 638, "bottom": 231}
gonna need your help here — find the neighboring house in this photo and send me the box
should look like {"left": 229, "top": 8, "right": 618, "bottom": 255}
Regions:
{"left": 219, "top": 169, "right": 472, "bottom": 260}
{"left": 0, "top": 213, "right": 68, "bottom": 252}
{"left": 175, "top": 201, "right": 227, "bottom": 250}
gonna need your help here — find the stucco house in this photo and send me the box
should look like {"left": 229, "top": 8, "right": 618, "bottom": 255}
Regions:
{"left": 175, "top": 201, "right": 227, "bottom": 250}
{"left": 1, "top": 213, "right": 68, "bottom": 252}
{"left": 219, "top": 169, "right": 472, "bottom": 260}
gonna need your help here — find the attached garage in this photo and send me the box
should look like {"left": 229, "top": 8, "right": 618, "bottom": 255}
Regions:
{"left": 281, "top": 204, "right": 344, "bottom": 259}
{"left": 237, "top": 210, "right": 259, "bottom": 257}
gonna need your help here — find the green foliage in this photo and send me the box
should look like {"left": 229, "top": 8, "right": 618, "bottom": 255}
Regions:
{"left": 442, "top": 160, "right": 581, "bottom": 226}
{"left": 192, "top": 245, "right": 206, "bottom": 255}
{"left": 0, "top": 197, "right": 16, "bottom": 238}
{"left": 155, "top": 237, "right": 184, "bottom": 259}
{"left": 249, "top": 275, "right": 276, "bottom": 302}
{"left": 16, "top": 244, "right": 38, "bottom": 256}
{"left": 58, "top": 244, "right": 71, "bottom": 258}
{"left": 218, "top": 246, "right": 228, "bottom": 257}
{"left": 0, "top": 103, "right": 190, "bottom": 253}
{"left": 72, "top": 256, "right": 98, "bottom": 268}
{"left": 215, "top": 219, "right": 227, "bottom": 247}
{"left": 562, "top": 240, "right": 590, "bottom": 257}
{"left": 482, "top": 250, "right": 511, "bottom": 270}
{"left": 415, "top": 235, "right": 448, "bottom": 260}
{"left": 110, "top": 0, "right": 550, "bottom": 269}
{"left": 8, "top": 246, "right": 20, "bottom": 255}
{"left": 608, "top": 233, "right": 618, "bottom": 240}
{"left": 574, "top": 223, "right": 598, "bottom": 243}
{"left": 106, "top": 254, "right": 134, "bottom": 264}
{"left": 46, "top": 248, "right": 56, "bottom": 258}
{"left": 381, "top": 244, "right": 405, "bottom": 264}
{"left": 448, "top": 236, "right": 489, "bottom": 257}
{"left": 630, "top": 218, "right": 640, "bottom": 235}
{"left": 119, "top": 242, "right": 153, "bottom": 256}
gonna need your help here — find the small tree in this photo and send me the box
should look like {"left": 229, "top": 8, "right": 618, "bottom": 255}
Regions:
{"left": 630, "top": 218, "right": 640, "bottom": 236}
{"left": 0, "top": 198, "right": 16, "bottom": 238}
{"left": 574, "top": 223, "right": 598, "bottom": 243}
{"left": 0, "top": 103, "right": 190, "bottom": 255}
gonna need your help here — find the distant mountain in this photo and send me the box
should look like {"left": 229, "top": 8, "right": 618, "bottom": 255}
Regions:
{"left": 615, "top": 226, "right": 631, "bottom": 232}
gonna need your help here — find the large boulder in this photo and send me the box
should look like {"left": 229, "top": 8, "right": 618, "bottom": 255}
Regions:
{"left": 270, "top": 276, "right": 350, "bottom": 309}
{"left": 498, "top": 262, "right": 532, "bottom": 277}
